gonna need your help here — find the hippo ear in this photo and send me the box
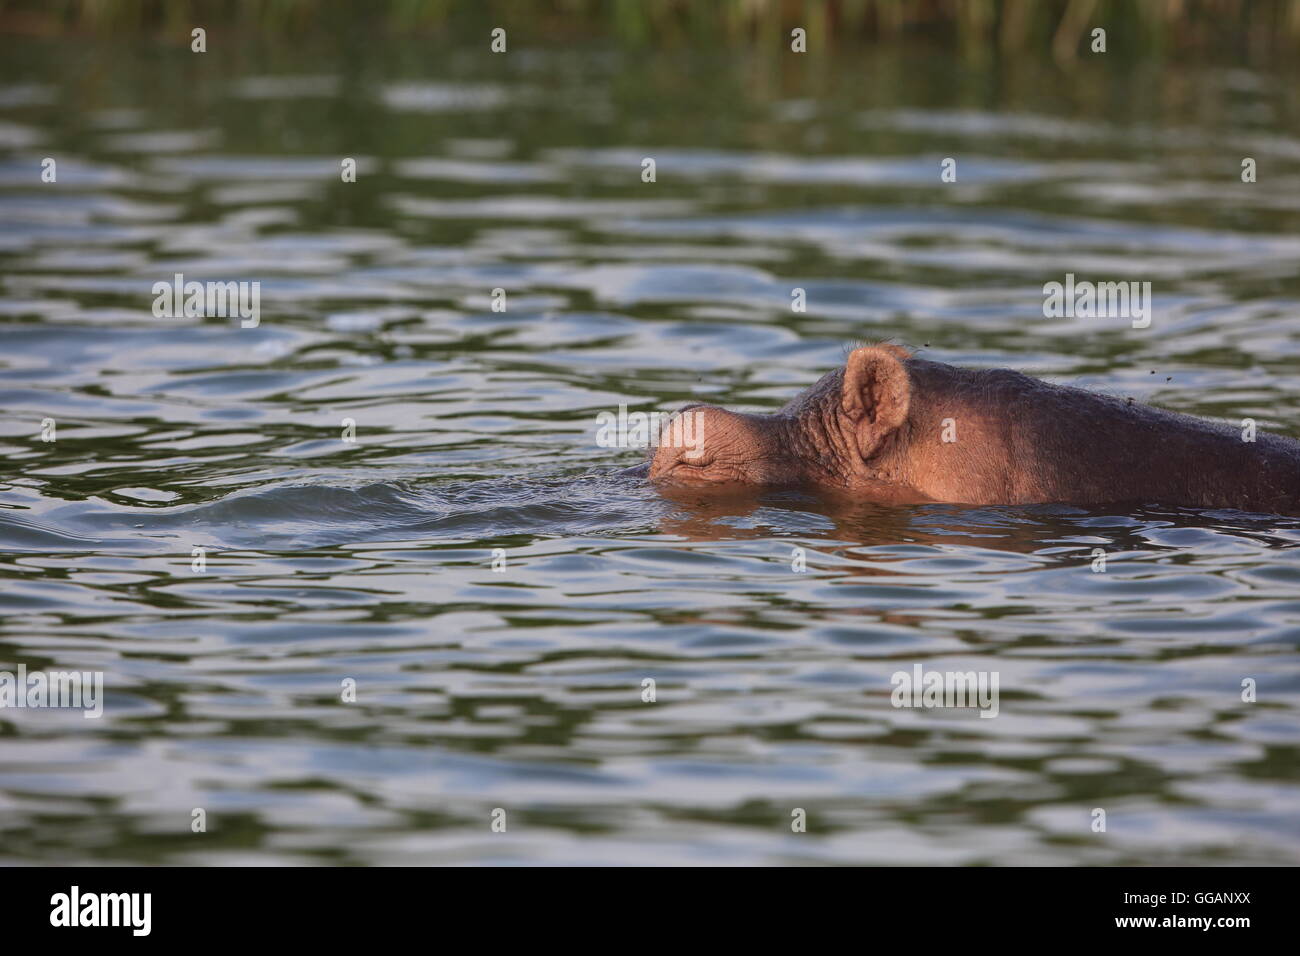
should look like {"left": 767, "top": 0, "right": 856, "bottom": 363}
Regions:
{"left": 841, "top": 346, "right": 910, "bottom": 458}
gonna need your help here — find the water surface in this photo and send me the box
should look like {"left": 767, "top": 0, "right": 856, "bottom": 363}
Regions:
{"left": 1, "top": 33, "right": 1299, "bottom": 865}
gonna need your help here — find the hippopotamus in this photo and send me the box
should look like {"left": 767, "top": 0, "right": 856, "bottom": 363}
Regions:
{"left": 639, "top": 345, "right": 1300, "bottom": 516}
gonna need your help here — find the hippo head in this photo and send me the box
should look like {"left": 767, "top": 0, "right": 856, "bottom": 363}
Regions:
{"left": 645, "top": 343, "right": 1300, "bottom": 515}
{"left": 649, "top": 345, "right": 927, "bottom": 498}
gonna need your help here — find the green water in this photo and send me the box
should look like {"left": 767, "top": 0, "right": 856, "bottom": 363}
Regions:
{"left": 0, "top": 25, "right": 1298, "bottom": 864}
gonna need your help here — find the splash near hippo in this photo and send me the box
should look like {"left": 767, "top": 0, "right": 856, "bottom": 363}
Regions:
{"left": 646, "top": 345, "right": 1300, "bottom": 516}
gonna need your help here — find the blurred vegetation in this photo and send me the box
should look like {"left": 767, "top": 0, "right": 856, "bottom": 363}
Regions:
{"left": 1, "top": 0, "right": 1299, "bottom": 63}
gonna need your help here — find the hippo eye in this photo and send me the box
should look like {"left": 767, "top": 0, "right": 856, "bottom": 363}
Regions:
{"left": 673, "top": 453, "right": 715, "bottom": 472}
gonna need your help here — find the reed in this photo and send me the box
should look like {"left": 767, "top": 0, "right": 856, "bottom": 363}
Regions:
{"left": 3, "top": 0, "right": 1298, "bottom": 60}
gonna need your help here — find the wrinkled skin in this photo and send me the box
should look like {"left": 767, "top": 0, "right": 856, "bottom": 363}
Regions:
{"left": 645, "top": 345, "right": 1300, "bottom": 516}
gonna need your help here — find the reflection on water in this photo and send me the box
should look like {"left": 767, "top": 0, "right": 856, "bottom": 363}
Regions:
{"left": 0, "top": 30, "right": 1298, "bottom": 864}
